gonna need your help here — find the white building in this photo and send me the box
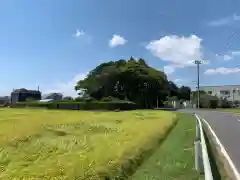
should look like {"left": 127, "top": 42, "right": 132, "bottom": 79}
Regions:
{"left": 199, "top": 85, "right": 240, "bottom": 101}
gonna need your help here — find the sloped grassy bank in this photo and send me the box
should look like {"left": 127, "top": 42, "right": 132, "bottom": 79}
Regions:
{"left": 130, "top": 113, "right": 203, "bottom": 180}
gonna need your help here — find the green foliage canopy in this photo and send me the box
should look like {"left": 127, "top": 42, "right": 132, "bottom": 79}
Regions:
{"left": 75, "top": 57, "right": 191, "bottom": 108}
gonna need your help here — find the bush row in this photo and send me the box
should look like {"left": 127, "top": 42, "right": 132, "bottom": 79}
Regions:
{"left": 11, "top": 101, "right": 138, "bottom": 110}
{"left": 199, "top": 98, "right": 232, "bottom": 109}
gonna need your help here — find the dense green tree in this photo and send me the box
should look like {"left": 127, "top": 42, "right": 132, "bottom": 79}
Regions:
{"left": 75, "top": 58, "right": 169, "bottom": 108}
{"left": 191, "top": 90, "right": 206, "bottom": 100}
{"left": 75, "top": 57, "right": 193, "bottom": 108}
{"left": 178, "top": 86, "right": 191, "bottom": 100}
{"left": 168, "top": 81, "right": 179, "bottom": 97}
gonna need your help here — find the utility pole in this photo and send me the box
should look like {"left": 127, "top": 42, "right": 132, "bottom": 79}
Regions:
{"left": 194, "top": 60, "right": 203, "bottom": 108}
{"left": 157, "top": 96, "right": 159, "bottom": 108}
{"left": 233, "top": 89, "right": 235, "bottom": 102}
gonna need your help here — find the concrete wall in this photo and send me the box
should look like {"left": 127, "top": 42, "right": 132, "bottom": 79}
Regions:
{"left": 199, "top": 85, "right": 240, "bottom": 101}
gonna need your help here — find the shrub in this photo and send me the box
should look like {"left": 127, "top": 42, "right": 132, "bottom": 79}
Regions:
{"left": 219, "top": 98, "right": 232, "bottom": 108}
{"left": 199, "top": 94, "right": 219, "bottom": 109}
{"left": 62, "top": 96, "right": 73, "bottom": 101}
{"left": 209, "top": 99, "right": 218, "bottom": 109}
{"left": 74, "top": 96, "right": 85, "bottom": 101}
{"left": 101, "top": 96, "right": 120, "bottom": 102}
{"left": 11, "top": 101, "right": 137, "bottom": 111}
{"left": 233, "top": 100, "right": 240, "bottom": 107}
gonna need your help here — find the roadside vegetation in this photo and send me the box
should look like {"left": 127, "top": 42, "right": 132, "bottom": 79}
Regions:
{"left": 130, "top": 113, "right": 203, "bottom": 180}
{"left": 215, "top": 108, "right": 240, "bottom": 113}
{"left": 0, "top": 108, "right": 176, "bottom": 179}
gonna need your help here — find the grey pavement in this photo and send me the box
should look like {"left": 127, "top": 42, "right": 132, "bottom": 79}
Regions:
{"left": 180, "top": 109, "right": 240, "bottom": 173}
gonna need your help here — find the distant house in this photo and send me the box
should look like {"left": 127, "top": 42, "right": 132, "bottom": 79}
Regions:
{"left": 42, "top": 93, "right": 63, "bottom": 101}
{"left": 11, "top": 88, "right": 41, "bottom": 104}
{"left": 0, "top": 96, "right": 10, "bottom": 105}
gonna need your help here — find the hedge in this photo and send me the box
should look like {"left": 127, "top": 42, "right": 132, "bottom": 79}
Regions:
{"left": 11, "top": 101, "right": 138, "bottom": 110}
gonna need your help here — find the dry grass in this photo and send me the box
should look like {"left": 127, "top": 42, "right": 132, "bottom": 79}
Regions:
{"left": 0, "top": 108, "right": 176, "bottom": 180}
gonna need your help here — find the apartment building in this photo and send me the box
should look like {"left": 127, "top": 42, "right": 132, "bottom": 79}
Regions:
{"left": 199, "top": 85, "right": 240, "bottom": 101}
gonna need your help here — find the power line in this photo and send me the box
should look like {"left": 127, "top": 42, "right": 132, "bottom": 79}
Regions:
{"left": 225, "top": 31, "right": 238, "bottom": 50}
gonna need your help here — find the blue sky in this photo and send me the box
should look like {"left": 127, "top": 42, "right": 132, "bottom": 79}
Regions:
{"left": 1, "top": 0, "right": 240, "bottom": 97}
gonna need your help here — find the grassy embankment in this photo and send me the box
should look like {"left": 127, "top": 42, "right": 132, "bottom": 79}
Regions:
{"left": 216, "top": 108, "right": 240, "bottom": 114}
{"left": 130, "top": 113, "right": 203, "bottom": 180}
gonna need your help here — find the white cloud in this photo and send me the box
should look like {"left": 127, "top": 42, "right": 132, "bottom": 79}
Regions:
{"left": 208, "top": 14, "right": 240, "bottom": 27}
{"left": 163, "top": 65, "right": 175, "bottom": 75}
{"left": 73, "top": 29, "right": 92, "bottom": 44}
{"left": 146, "top": 35, "right": 204, "bottom": 68}
{"left": 174, "top": 78, "right": 182, "bottom": 83}
{"left": 204, "top": 67, "right": 240, "bottom": 75}
{"left": 223, "top": 55, "right": 232, "bottom": 61}
{"left": 43, "top": 72, "right": 88, "bottom": 97}
{"left": 217, "top": 50, "right": 240, "bottom": 60}
{"left": 232, "top": 51, "right": 240, "bottom": 56}
{"left": 74, "top": 29, "right": 85, "bottom": 37}
{"left": 109, "top": 34, "right": 127, "bottom": 47}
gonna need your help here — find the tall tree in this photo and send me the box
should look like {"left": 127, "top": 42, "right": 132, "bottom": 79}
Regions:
{"left": 75, "top": 57, "right": 169, "bottom": 108}
{"left": 178, "top": 86, "right": 191, "bottom": 100}
{"left": 168, "top": 81, "right": 179, "bottom": 98}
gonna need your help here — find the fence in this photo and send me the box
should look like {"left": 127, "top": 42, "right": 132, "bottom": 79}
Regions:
{"left": 194, "top": 113, "right": 213, "bottom": 180}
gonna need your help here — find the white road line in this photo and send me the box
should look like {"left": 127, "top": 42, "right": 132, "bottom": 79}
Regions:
{"left": 198, "top": 115, "right": 240, "bottom": 180}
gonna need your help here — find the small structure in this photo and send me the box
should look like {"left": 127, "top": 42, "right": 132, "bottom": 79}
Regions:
{"left": 11, "top": 88, "right": 41, "bottom": 104}
{"left": 42, "top": 93, "right": 63, "bottom": 101}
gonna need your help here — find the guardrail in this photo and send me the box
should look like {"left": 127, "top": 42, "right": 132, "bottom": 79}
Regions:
{"left": 194, "top": 113, "right": 213, "bottom": 180}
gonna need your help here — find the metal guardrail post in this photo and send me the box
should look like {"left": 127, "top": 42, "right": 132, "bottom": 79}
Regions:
{"left": 196, "top": 117, "right": 200, "bottom": 140}
{"left": 195, "top": 116, "right": 203, "bottom": 173}
{"left": 194, "top": 140, "right": 203, "bottom": 172}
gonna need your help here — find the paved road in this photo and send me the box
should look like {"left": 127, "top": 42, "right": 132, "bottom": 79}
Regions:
{"left": 181, "top": 109, "right": 240, "bottom": 173}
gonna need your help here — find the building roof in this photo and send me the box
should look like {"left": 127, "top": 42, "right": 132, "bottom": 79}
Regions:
{"left": 12, "top": 88, "right": 28, "bottom": 93}
{"left": 200, "top": 84, "right": 240, "bottom": 88}
{"left": 39, "top": 99, "right": 53, "bottom": 102}
{"left": 12, "top": 88, "right": 41, "bottom": 94}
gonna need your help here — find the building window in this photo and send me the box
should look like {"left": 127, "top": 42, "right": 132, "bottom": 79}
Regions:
{"left": 208, "top": 91, "right": 212, "bottom": 95}
{"left": 220, "top": 90, "right": 230, "bottom": 95}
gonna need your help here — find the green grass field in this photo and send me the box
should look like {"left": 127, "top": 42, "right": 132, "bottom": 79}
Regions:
{"left": 130, "top": 113, "right": 203, "bottom": 180}
{"left": 216, "top": 108, "right": 240, "bottom": 113}
{"left": 0, "top": 108, "right": 176, "bottom": 180}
